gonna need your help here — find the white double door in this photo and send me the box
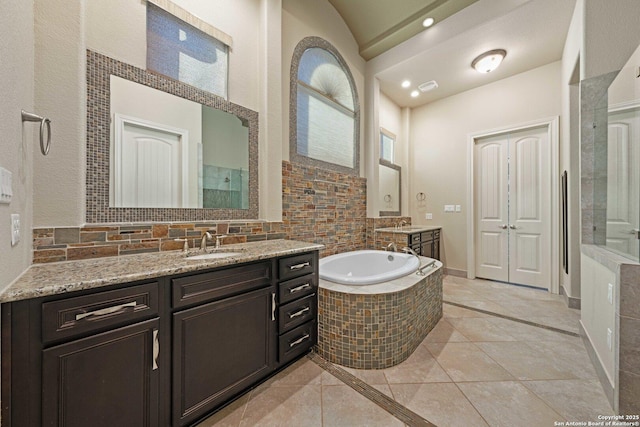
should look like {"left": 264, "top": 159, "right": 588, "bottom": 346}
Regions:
{"left": 474, "top": 126, "right": 551, "bottom": 289}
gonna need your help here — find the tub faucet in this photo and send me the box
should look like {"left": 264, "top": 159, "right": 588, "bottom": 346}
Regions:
{"left": 399, "top": 220, "right": 408, "bottom": 230}
{"left": 386, "top": 242, "right": 398, "bottom": 252}
{"left": 401, "top": 246, "right": 425, "bottom": 276}
{"left": 215, "top": 234, "right": 227, "bottom": 249}
{"left": 200, "top": 232, "right": 213, "bottom": 250}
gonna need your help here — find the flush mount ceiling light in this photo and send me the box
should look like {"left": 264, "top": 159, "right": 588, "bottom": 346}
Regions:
{"left": 410, "top": 90, "right": 420, "bottom": 98}
{"left": 422, "top": 17, "right": 435, "bottom": 28}
{"left": 418, "top": 80, "right": 438, "bottom": 92}
{"left": 401, "top": 80, "right": 411, "bottom": 88}
{"left": 471, "top": 49, "right": 507, "bottom": 73}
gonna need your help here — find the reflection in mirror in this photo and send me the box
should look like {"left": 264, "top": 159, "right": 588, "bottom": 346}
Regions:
{"left": 110, "top": 76, "right": 248, "bottom": 209}
{"left": 603, "top": 43, "right": 640, "bottom": 262}
{"left": 379, "top": 160, "right": 401, "bottom": 216}
{"left": 85, "top": 50, "right": 258, "bottom": 223}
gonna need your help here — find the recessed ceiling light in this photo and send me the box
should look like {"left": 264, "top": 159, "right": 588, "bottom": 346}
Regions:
{"left": 422, "top": 17, "right": 435, "bottom": 28}
{"left": 401, "top": 80, "right": 411, "bottom": 88}
{"left": 471, "top": 49, "right": 507, "bottom": 73}
{"left": 410, "top": 90, "right": 420, "bottom": 98}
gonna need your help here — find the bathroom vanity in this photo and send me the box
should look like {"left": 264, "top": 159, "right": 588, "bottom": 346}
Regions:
{"left": 375, "top": 226, "right": 441, "bottom": 260}
{"left": 0, "top": 240, "right": 321, "bottom": 426}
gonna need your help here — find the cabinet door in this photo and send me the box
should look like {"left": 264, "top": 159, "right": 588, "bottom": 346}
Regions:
{"left": 42, "top": 318, "right": 159, "bottom": 427}
{"left": 173, "top": 286, "right": 276, "bottom": 426}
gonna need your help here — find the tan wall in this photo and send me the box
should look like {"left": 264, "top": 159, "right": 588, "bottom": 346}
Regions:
{"left": 0, "top": 0, "right": 35, "bottom": 290}
{"left": 409, "top": 61, "right": 562, "bottom": 272}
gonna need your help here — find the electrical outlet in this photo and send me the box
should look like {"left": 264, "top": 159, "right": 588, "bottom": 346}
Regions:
{"left": 607, "top": 328, "right": 613, "bottom": 351}
{"left": 444, "top": 205, "right": 455, "bottom": 212}
{"left": 11, "top": 214, "right": 20, "bottom": 246}
{"left": 608, "top": 283, "right": 613, "bottom": 304}
{"left": 0, "top": 167, "right": 12, "bottom": 204}
{"left": 425, "top": 213, "right": 433, "bottom": 220}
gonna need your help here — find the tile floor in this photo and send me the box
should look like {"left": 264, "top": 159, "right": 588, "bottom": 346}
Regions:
{"left": 196, "top": 276, "right": 613, "bottom": 427}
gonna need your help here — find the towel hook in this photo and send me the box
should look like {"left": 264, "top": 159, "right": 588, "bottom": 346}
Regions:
{"left": 21, "top": 110, "right": 51, "bottom": 155}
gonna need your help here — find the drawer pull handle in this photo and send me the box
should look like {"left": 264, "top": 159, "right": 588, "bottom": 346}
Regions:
{"left": 271, "top": 293, "right": 276, "bottom": 321}
{"left": 289, "top": 307, "right": 310, "bottom": 319}
{"left": 152, "top": 329, "right": 159, "bottom": 371}
{"left": 289, "top": 333, "right": 310, "bottom": 348}
{"left": 289, "top": 283, "right": 311, "bottom": 294}
{"left": 75, "top": 301, "right": 137, "bottom": 321}
{"left": 289, "top": 262, "right": 310, "bottom": 271}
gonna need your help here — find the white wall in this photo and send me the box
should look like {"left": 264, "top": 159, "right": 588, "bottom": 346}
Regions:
{"left": 281, "top": 0, "right": 366, "bottom": 174}
{"left": 0, "top": 0, "right": 35, "bottom": 290}
{"left": 580, "top": 253, "right": 616, "bottom": 385}
{"left": 409, "top": 61, "right": 562, "bottom": 272}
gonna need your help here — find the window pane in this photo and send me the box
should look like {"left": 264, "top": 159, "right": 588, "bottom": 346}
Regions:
{"left": 298, "top": 48, "right": 354, "bottom": 110}
{"left": 380, "top": 132, "right": 394, "bottom": 163}
{"left": 297, "top": 88, "right": 354, "bottom": 168}
{"left": 147, "top": 3, "right": 228, "bottom": 98}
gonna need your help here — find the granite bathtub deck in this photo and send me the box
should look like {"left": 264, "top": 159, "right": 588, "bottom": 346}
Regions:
{"left": 1, "top": 239, "right": 324, "bottom": 303}
{"left": 374, "top": 225, "right": 441, "bottom": 234}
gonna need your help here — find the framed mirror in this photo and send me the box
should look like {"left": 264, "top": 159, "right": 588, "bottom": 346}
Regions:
{"left": 86, "top": 50, "right": 258, "bottom": 223}
{"left": 379, "top": 160, "right": 401, "bottom": 216}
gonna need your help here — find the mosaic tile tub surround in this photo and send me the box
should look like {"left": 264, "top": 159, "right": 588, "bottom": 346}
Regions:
{"left": 317, "top": 267, "right": 443, "bottom": 369}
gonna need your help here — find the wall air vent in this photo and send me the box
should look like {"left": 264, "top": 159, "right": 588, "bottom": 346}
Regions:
{"left": 418, "top": 80, "right": 438, "bottom": 92}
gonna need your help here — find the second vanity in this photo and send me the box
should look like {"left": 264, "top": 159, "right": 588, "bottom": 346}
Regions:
{"left": 0, "top": 239, "right": 322, "bottom": 427}
{"left": 375, "top": 225, "right": 441, "bottom": 260}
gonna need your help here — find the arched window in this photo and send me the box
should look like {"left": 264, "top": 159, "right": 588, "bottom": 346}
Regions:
{"left": 290, "top": 37, "right": 359, "bottom": 174}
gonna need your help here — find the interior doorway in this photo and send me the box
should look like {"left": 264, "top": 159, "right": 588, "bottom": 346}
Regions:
{"left": 468, "top": 120, "right": 558, "bottom": 291}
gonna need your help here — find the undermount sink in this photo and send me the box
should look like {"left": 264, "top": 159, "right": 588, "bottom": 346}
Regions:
{"left": 186, "top": 252, "right": 243, "bottom": 261}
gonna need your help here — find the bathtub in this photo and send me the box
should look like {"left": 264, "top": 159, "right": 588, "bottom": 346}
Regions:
{"left": 317, "top": 251, "right": 443, "bottom": 370}
{"left": 319, "top": 250, "right": 420, "bottom": 285}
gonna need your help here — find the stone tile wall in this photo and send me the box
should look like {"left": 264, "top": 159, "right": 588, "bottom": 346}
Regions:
{"left": 33, "top": 222, "right": 285, "bottom": 263}
{"left": 317, "top": 268, "right": 443, "bottom": 369}
{"left": 365, "top": 217, "right": 411, "bottom": 250}
{"left": 282, "top": 161, "right": 367, "bottom": 257}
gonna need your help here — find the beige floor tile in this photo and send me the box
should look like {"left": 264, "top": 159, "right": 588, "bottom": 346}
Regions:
{"left": 443, "top": 303, "right": 490, "bottom": 318}
{"left": 532, "top": 340, "right": 598, "bottom": 379}
{"left": 487, "top": 318, "right": 576, "bottom": 342}
{"left": 342, "top": 366, "right": 390, "bottom": 385}
{"left": 444, "top": 297, "right": 517, "bottom": 317}
{"left": 475, "top": 342, "right": 583, "bottom": 380}
{"left": 446, "top": 317, "right": 518, "bottom": 342}
{"left": 425, "top": 342, "right": 515, "bottom": 382}
{"left": 526, "top": 315, "right": 581, "bottom": 333}
{"left": 423, "top": 318, "right": 470, "bottom": 343}
{"left": 522, "top": 379, "right": 614, "bottom": 422}
{"left": 321, "top": 385, "right": 404, "bottom": 427}
{"left": 497, "top": 299, "right": 574, "bottom": 318}
{"left": 458, "top": 381, "right": 565, "bottom": 427}
{"left": 195, "top": 393, "right": 249, "bottom": 427}
{"left": 382, "top": 347, "right": 452, "bottom": 384}
{"left": 239, "top": 385, "right": 322, "bottom": 427}
{"left": 261, "top": 358, "right": 324, "bottom": 387}
{"left": 390, "top": 383, "right": 489, "bottom": 427}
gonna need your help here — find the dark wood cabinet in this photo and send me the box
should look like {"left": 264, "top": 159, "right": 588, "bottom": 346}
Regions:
{"left": 172, "top": 286, "right": 276, "bottom": 426}
{"left": 42, "top": 318, "right": 160, "bottom": 427}
{"left": 2, "top": 250, "right": 319, "bottom": 427}
{"left": 409, "top": 229, "right": 441, "bottom": 260}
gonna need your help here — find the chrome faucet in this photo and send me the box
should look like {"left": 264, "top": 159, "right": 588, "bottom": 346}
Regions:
{"left": 401, "top": 246, "right": 426, "bottom": 276}
{"left": 200, "top": 232, "right": 213, "bottom": 250}
{"left": 399, "top": 220, "right": 408, "bottom": 230}
{"left": 215, "top": 234, "right": 227, "bottom": 249}
{"left": 386, "top": 242, "right": 398, "bottom": 252}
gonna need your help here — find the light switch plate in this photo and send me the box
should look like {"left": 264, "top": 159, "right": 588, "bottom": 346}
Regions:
{"left": 425, "top": 213, "right": 433, "bottom": 220}
{"left": 608, "top": 283, "right": 613, "bottom": 304}
{"left": 11, "top": 214, "right": 20, "bottom": 246}
{"left": 607, "top": 328, "right": 613, "bottom": 351}
{"left": 0, "top": 167, "right": 12, "bottom": 204}
{"left": 455, "top": 205, "right": 461, "bottom": 212}
{"left": 444, "top": 205, "right": 455, "bottom": 212}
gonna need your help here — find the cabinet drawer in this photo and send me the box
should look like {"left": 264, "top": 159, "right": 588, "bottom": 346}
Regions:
{"left": 42, "top": 282, "right": 159, "bottom": 344}
{"left": 172, "top": 261, "right": 272, "bottom": 309}
{"left": 279, "top": 274, "right": 316, "bottom": 305}
{"left": 410, "top": 233, "right": 421, "bottom": 244}
{"left": 420, "top": 231, "right": 434, "bottom": 242}
{"left": 278, "top": 253, "right": 316, "bottom": 281}
{"left": 279, "top": 321, "right": 316, "bottom": 365}
{"left": 279, "top": 293, "right": 316, "bottom": 333}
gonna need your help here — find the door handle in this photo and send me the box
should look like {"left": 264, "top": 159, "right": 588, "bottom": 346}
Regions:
{"left": 630, "top": 229, "right": 640, "bottom": 239}
{"left": 498, "top": 224, "right": 508, "bottom": 229}
{"left": 509, "top": 225, "right": 518, "bottom": 230}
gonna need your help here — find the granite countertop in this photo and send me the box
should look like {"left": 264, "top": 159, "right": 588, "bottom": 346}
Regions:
{"left": 375, "top": 225, "right": 442, "bottom": 234}
{"left": 1, "top": 239, "right": 324, "bottom": 303}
